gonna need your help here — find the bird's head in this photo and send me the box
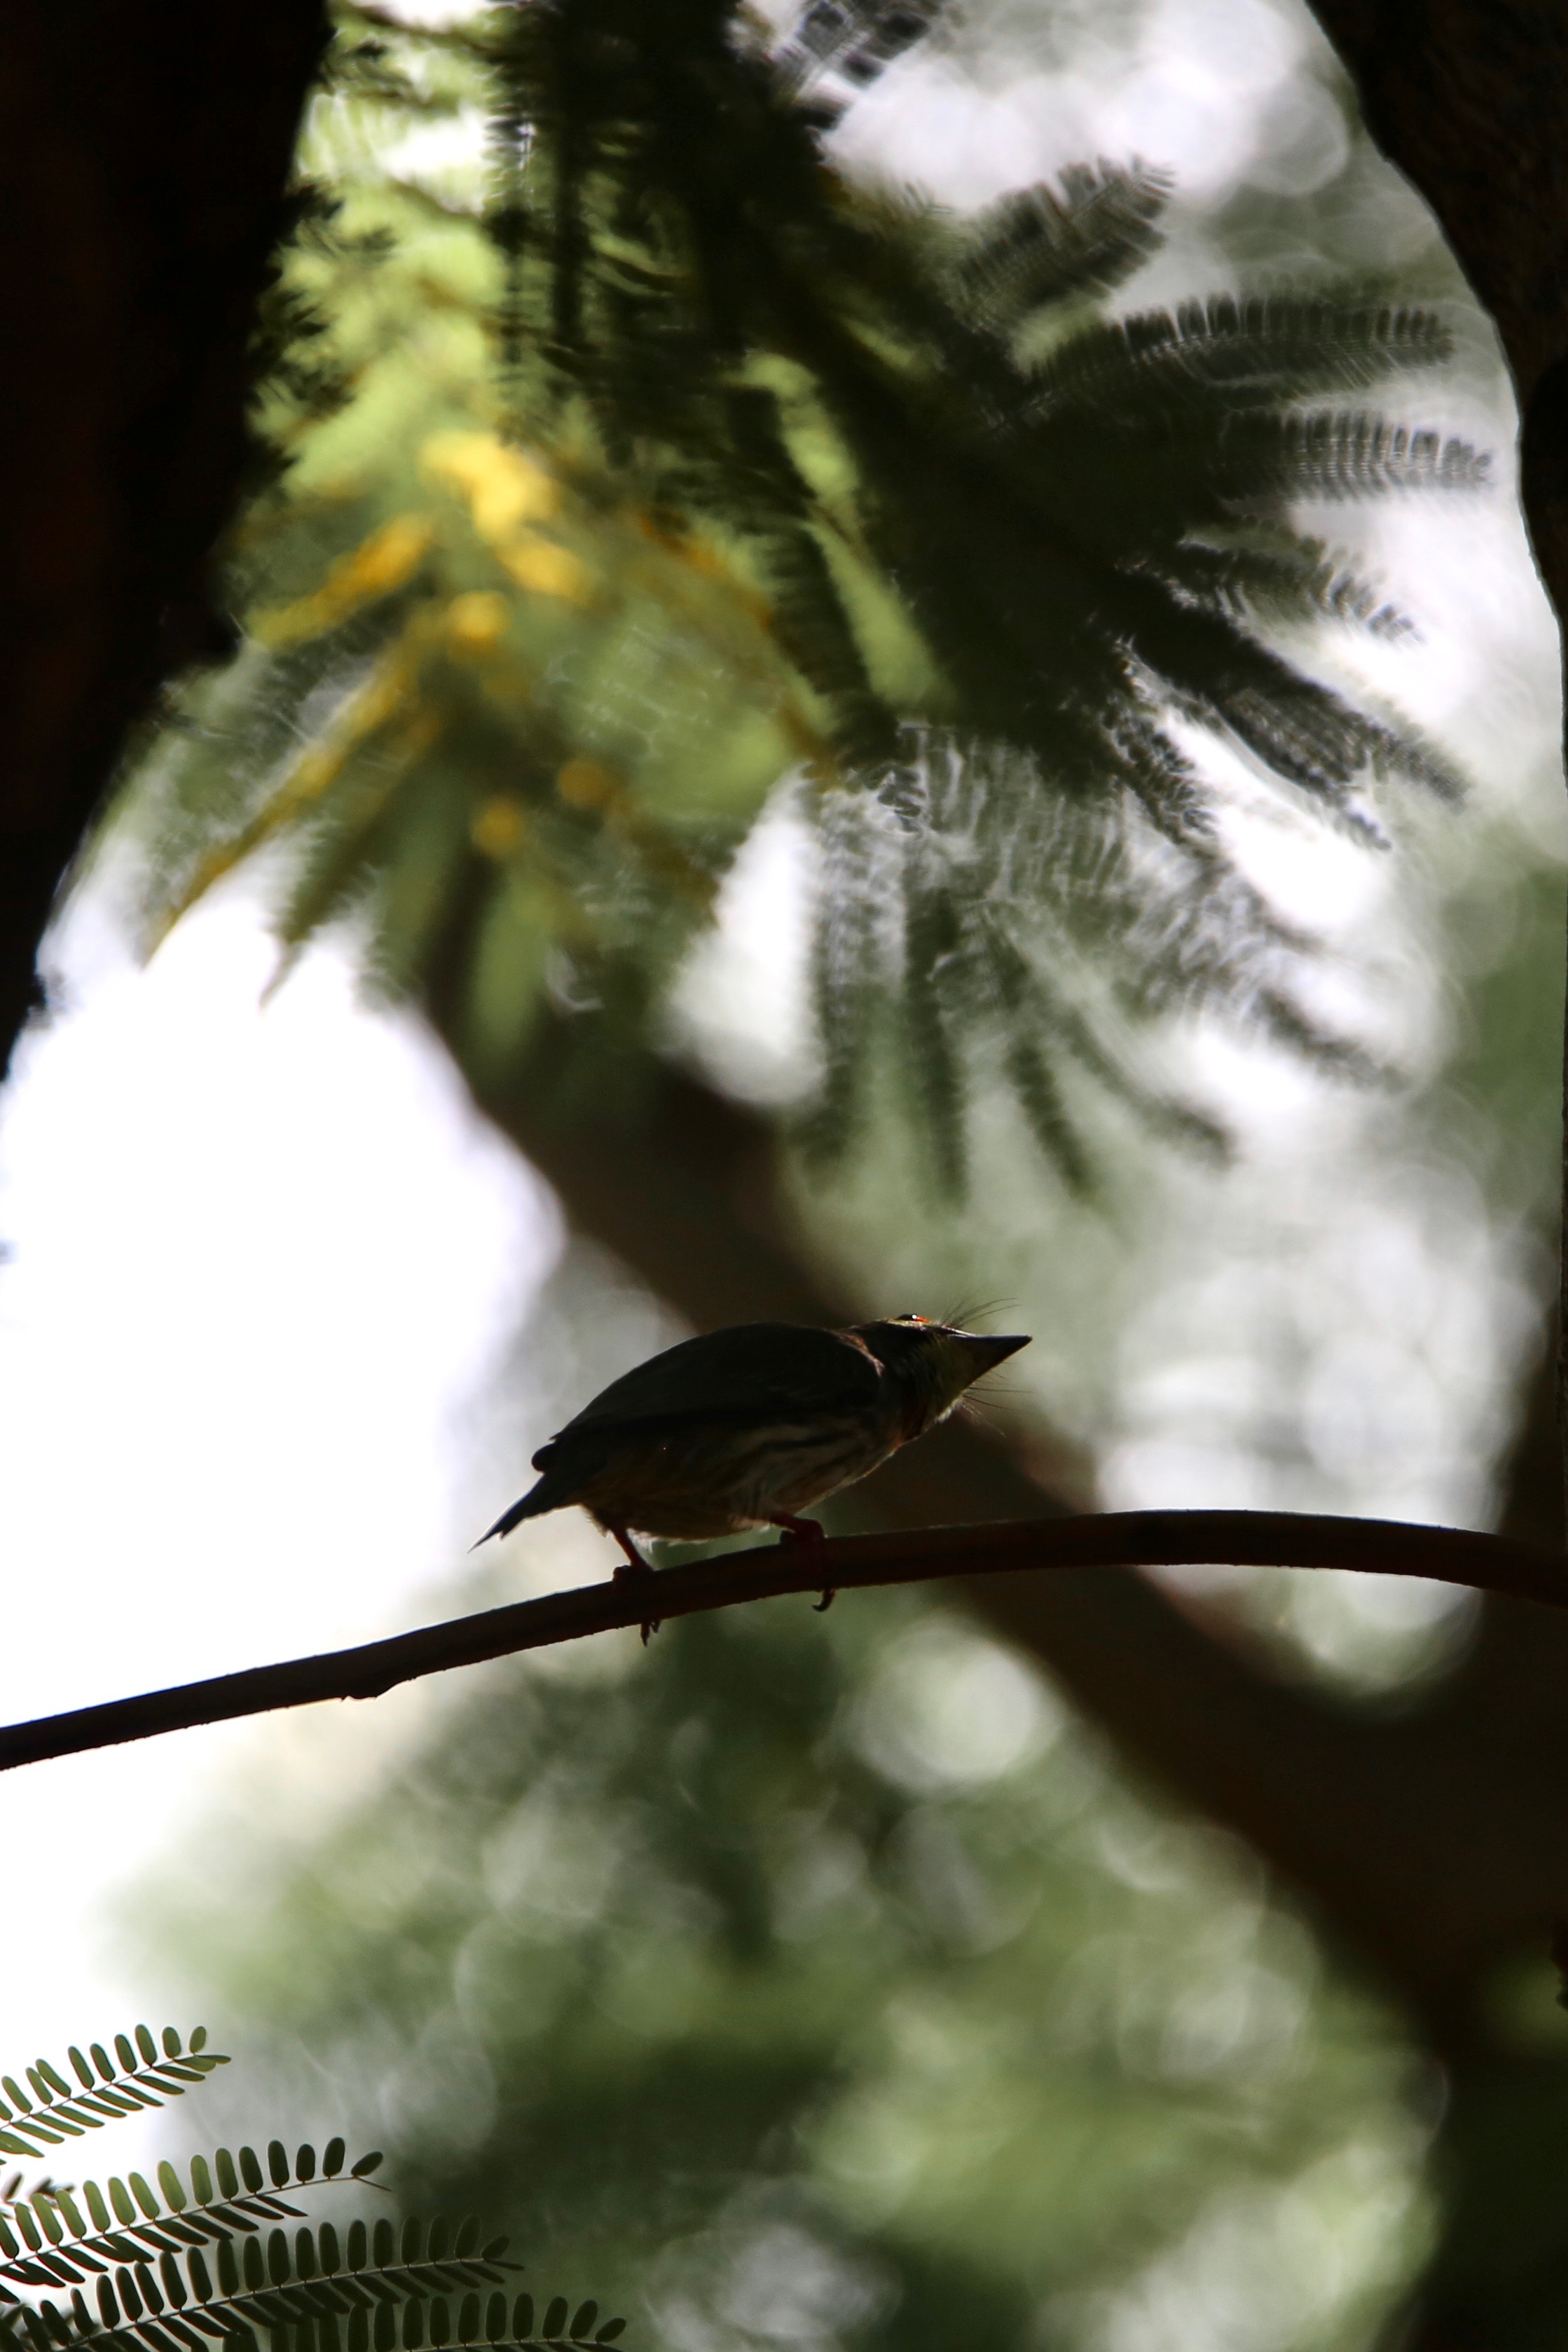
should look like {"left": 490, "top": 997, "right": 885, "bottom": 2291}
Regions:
{"left": 853, "top": 1314, "right": 1031, "bottom": 1440}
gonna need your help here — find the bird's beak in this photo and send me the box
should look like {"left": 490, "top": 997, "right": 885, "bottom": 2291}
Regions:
{"left": 960, "top": 1333, "right": 1030, "bottom": 1375}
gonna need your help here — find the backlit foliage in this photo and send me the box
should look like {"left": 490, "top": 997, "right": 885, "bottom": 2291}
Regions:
{"left": 0, "top": 2028, "right": 226, "bottom": 2164}
{"left": 0, "top": 2031, "right": 624, "bottom": 2352}
{"left": 126, "top": 0, "right": 1483, "bottom": 1188}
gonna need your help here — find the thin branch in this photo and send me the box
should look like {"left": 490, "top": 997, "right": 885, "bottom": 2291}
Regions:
{"left": 3, "top": 1513, "right": 1564, "bottom": 1775}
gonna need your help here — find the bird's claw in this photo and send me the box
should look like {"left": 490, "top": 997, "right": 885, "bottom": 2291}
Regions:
{"left": 612, "top": 1553, "right": 659, "bottom": 1643}
{"left": 771, "top": 1518, "right": 834, "bottom": 1616}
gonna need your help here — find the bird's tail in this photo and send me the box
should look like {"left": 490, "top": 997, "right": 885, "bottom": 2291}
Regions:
{"left": 472, "top": 1476, "right": 555, "bottom": 1549}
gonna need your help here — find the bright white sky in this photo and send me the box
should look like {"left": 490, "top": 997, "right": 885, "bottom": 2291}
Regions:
{"left": 829, "top": 0, "right": 1350, "bottom": 205}
{"left": 0, "top": 881, "right": 559, "bottom": 2128}
{"left": 0, "top": 0, "right": 1560, "bottom": 2178}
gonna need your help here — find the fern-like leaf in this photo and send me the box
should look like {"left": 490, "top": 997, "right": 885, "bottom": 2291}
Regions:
{"left": 123, "top": 0, "right": 1487, "bottom": 1205}
{"left": 0, "top": 2029, "right": 624, "bottom": 2352}
{"left": 0, "top": 2036, "right": 227, "bottom": 2165}
{"left": 772, "top": 0, "right": 944, "bottom": 123}
{"left": 0, "top": 2204, "right": 624, "bottom": 2352}
{"left": 954, "top": 163, "right": 1172, "bottom": 333}
{"left": 0, "top": 2143, "right": 387, "bottom": 2308}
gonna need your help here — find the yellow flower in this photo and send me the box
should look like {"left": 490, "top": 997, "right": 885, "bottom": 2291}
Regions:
{"left": 472, "top": 797, "right": 528, "bottom": 859}
{"left": 556, "top": 757, "right": 618, "bottom": 810}
{"left": 498, "top": 535, "right": 594, "bottom": 603}
{"left": 420, "top": 430, "right": 560, "bottom": 537}
{"left": 446, "top": 591, "right": 511, "bottom": 651}
{"left": 421, "top": 432, "right": 593, "bottom": 605}
{"left": 256, "top": 515, "right": 434, "bottom": 647}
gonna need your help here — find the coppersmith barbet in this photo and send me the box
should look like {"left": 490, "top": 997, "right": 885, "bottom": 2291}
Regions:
{"left": 476, "top": 1314, "right": 1030, "bottom": 1630}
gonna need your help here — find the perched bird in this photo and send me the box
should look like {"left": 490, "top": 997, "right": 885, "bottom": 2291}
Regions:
{"left": 476, "top": 1314, "right": 1030, "bottom": 1633}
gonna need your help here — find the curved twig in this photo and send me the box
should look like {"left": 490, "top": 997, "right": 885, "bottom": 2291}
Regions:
{"left": 4, "top": 1512, "right": 1564, "bottom": 1775}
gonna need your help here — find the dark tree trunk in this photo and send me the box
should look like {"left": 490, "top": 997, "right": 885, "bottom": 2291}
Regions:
{"left": 1298, "top": 0, "right": 1568, "bottom": 1518}
{"left": 0, "top": 0, "right": 329, "bottom": 1077}
{"left": 1286, "top": 11, "right": 1568, "bottom": 2342}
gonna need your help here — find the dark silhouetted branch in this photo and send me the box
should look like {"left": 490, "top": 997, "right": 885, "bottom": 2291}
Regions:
{"left": 2, "top": 1511, "right": 1562, "bottom": 1775}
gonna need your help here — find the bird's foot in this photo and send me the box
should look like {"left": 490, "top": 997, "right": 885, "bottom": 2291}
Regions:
{"left": 612, "top": 1569, "right": 661, "bottom": 1644}
{"left": 611, "top": 1533, "right": 659, "bottom": 1642}
{"left": 769, "top": 1515, "right": 833, "bottom": 1613}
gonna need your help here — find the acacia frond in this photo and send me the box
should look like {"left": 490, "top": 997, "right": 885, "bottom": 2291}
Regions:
{"left": 125, "top": 0, "right": 1486, "bottom": 1202}
{"left": 0, "top": 2066, "right": 627, "bottom": 2352}
{"left": 953, "top": 163, "right": 1172, "bottom": 331}
{"left": 0, "top": 2034, "right": 227, "bottom": 2165}
{"left": 1034, "top": 294, "right": 1458, "bottom": 411}
{"left": 0, "top": 2137, "right": 380, "bottom": 2306}
{"left": 773, "top": 0, "right": 944, "bottom": 121}
{"left": 0, "top": 2201, "right": 624, "bottom": 2352}
{"left": 799, "top": 728, "right": 1373, "bottom": 1193}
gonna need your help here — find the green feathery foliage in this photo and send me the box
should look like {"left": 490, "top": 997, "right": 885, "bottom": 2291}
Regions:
{"left": 0, "top": 2029, "right": 226, "bottom": 2163}
{"left": 125, "top": 0, "right": 1485, "bottom": 1195}
{"left": 773, "top": 0, "right": 944, "bottom": 122}
{"left": 0, "top": 2030, "right": 626, "bottom": 2352}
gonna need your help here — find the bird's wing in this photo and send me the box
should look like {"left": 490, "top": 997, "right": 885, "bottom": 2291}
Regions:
{"left": 546, "top": 1323, "right": 882, "bottom": 1447}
